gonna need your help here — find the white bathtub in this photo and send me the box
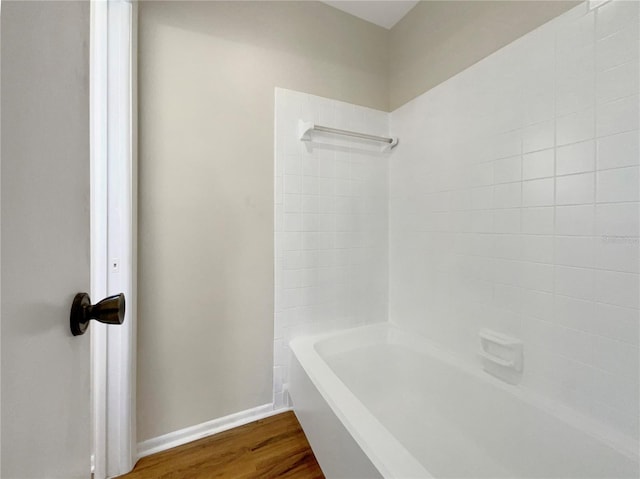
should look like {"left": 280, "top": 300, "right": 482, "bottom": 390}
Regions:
{"left": 289, "top": 324, "right": 639, "bottom": 479}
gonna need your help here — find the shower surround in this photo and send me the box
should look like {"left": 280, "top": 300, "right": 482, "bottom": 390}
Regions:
{"left": 275, "top": 0, "right": 638, "bottom": 475}
{"left": 274, "top": 88, "right": 390, "bottom": 408}
{"left": 389, "top": 0, "right": 639, "bottom": 441}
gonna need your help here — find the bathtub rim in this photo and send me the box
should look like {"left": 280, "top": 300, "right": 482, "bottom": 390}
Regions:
{"left": 290, "top": 325, "right": 432, "bottom": 479}
{"left": 290, "top": 322, "right": 639, "bottom": 477}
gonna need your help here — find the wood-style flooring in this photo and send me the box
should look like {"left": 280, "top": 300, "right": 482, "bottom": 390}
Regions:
{"left": 118, "top": 411, "right": 325, "bottom": 479}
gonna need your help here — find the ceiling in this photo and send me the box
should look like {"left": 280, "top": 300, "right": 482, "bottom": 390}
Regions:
{"left": 322, "top": 1, "right": 420, "bottom": 29}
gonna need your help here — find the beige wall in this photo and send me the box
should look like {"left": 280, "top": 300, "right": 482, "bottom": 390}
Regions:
{"left": 389, "top": 1, "right": 580, "bottom": 109}
{"left": 138, "top": 0, "right": 579, "bottom": 442}
{"left": 137, "top": 0, "right": 388, "bottom": 441}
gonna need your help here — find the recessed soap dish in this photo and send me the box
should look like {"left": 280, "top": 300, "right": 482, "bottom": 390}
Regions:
{"left": 478, "top": 329, "right": 523, "bottom": 384}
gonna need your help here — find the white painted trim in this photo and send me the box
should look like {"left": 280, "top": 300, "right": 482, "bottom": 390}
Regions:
{"left": 105, "top": 1, "right": 136, "bottom": 476}
{"left": 90, "top": 1, "right": 110, "bottom": 478}
{"left": 137, "top": 404, "right": 287, "bottom": 459}
{"left": 90, "top": 1, "right": 137, "bottom": 478}
{"left": 0, "top": 3, "right": 3, "bottom": 475}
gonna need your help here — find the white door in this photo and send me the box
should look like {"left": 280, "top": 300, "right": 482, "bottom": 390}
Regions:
{"left": 2, "top": 1, "right": 93, "bottom": 477}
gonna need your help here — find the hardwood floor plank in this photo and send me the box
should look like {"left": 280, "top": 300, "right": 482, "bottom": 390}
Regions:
{"left": 118, "top": 411, "right": 325, "bottom": 479}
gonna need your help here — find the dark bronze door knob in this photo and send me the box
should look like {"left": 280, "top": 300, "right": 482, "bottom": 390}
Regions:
{"left": 70, "top": 292, "right": 125, "bottom": 336}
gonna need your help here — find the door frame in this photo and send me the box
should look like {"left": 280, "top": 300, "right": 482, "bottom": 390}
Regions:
{"left": 90, "top": 1, "right": 137, "bottom": 477}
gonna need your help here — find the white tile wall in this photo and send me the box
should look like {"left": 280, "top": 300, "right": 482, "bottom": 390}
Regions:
{"left": 274, "top": 88, "right": 389, "bottom": 408}
{"left": 523, "top": 149, "right": 555, "bottom": 179}
{"left": 389, "top": 0, "right": 639, "bottom": 441}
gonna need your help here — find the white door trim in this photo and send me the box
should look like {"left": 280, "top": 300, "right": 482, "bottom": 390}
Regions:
{"left": 90, "top": 1, "right": 108, "bottom": 477}
{"left": 90, "top": 1, "right": 137, "bottom": 477}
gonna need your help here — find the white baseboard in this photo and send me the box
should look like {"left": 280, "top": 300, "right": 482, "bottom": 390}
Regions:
{"left": 137, "top": 403, "right": 292, "bottom": 459}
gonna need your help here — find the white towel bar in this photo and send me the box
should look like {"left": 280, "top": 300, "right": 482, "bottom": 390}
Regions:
{"left": 298, "top": 120, "right": 398, "bottom": 151}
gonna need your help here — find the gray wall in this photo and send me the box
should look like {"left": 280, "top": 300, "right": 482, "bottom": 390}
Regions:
{"left": 137, "top": 0, "right": 388, "bottom": 441}
{"left": 137, "top": 0, "right": 578, "bottom": 442}
{"left": 389, "top": 1, "right": 580, "bottom": 109}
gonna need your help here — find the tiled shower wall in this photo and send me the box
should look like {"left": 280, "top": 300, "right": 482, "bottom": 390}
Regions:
{"left": 274, "top": 88, "right": 389, "bottom": 408}
{"left": 389, "top": 1, "right": 639, "bottom": 440}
